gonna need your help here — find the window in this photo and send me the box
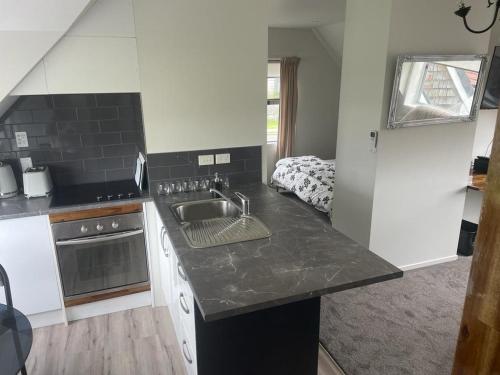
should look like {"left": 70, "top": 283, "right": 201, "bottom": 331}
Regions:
{"left": 267, "top": 62, "right": 280, "bottom": 143}
{"left": 417, "top": 62, "right": 478, "bottom": 115}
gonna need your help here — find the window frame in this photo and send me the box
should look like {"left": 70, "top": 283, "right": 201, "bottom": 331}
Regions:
{"left": 267, "top": 61, "right": 280, "bottom": 144}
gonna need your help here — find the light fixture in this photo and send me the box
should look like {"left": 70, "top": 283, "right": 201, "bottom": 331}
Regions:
{"left": 455, "top": 0, "right": 500, "bottom": 34}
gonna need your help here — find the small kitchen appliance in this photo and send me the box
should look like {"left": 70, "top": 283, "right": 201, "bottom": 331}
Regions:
{"left": 0, "top": 161, "right": 18, "bottom": 198}
{"left": 23, "top": 166, "right": 53, "bottom": 198}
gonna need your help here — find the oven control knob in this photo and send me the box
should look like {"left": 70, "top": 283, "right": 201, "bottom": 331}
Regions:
{"left": 80, "top": 225, "right": 88, "bottom": 234}
{"left": 96, "top": 224, "right": 104, "bottom": 231}
{"left": 112, "top": 221, "right": 119, "bottom": 229}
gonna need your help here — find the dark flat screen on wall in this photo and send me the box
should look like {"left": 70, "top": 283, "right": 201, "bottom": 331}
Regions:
{"left": 481, "top": 46, "right": 500, "bottom": 109}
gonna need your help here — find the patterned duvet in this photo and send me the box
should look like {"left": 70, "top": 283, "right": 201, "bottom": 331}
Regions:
{"left": 272, "top": 156, "right": 335, "bottom": 214}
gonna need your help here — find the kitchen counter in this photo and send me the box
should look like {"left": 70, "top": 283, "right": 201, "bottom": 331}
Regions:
{"left": 0, "top": 193, "right": 152, "bottom": 220}
{"left": 467, "top": 173, "right": 487, "bottom": 192}
{"left": 154, "top": 183, "right": 403, "bottom": 322}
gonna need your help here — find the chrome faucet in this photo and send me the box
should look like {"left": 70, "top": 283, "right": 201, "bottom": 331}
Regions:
{"left": 210, "top": 188, "right": 250, "bottom": 216}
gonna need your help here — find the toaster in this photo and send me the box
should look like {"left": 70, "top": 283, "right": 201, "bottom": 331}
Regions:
{"left": 0, "top": 161, "right": 18, "bottom": 198}
{"left": 23, "top": 166, "right": 53, "bottom": 198}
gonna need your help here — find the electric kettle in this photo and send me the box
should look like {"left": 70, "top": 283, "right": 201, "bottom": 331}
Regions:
{"left": 0, "top": 161, "right": 18, "bottom": 198}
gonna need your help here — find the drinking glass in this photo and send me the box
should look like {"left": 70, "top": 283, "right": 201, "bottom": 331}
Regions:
{"left": 193, "top": 179, "right": 201, "bottom": 191}
{"left": 200, "top": 179, "right": 208, "bottom": 191}
{"left": 188, "top": 179, "right": 196, "bottom": 192}
{"left": 175, "top": 181, "right": 183, "bottom": 193}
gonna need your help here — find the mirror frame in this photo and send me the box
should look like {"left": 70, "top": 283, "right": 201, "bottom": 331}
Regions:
{"left": 387, "top": 54, "right": 488, "bottom": 129}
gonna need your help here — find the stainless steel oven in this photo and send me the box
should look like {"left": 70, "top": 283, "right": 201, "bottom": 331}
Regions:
{"left": 52, "top": 212, "right": 149, "bottom": 302}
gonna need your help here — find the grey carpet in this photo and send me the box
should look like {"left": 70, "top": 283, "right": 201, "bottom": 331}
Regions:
{"left": 320, "top": 257, "right": 472, "bottom": 375}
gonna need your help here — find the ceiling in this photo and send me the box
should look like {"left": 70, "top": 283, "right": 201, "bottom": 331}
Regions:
{"left": 268, "top": 0, "right": 345, "bottom": 28}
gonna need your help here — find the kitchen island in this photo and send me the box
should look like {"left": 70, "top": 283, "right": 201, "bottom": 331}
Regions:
{"left": 153, "top": 183, "right": 402, "bottom": 375}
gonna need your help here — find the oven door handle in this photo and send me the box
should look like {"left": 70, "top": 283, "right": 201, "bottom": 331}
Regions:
{"left": 56, "top": 229, "right": 144, "bottom": 246}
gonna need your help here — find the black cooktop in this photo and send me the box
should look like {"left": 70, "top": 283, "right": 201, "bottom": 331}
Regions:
{"left": 50, "top": 180, "right": 141, "bottom": 208}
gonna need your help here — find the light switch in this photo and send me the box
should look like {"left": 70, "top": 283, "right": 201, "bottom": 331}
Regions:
{"left": 216, "top": 153, "right": 231, "bottom": 164}
{"left": 15, "top": 132, "right": 29, "bottom": 148}
{"left": 198, "top": 154, "right": 214, "bottom": 166}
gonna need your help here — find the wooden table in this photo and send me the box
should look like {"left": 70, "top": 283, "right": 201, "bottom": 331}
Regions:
{"left": 467, "top": 174, "right": 487, "bottom": 192}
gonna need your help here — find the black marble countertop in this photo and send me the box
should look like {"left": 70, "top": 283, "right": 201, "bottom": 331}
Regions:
{"left": 0, "top": 193, "right": 152, "bottom": 220}
{"left": 154, "top": 183, "right": 403, "bottom": 322}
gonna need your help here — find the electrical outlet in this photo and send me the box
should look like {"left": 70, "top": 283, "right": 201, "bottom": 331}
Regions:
{"left": 20, "top": 157, "right": 32, "bottom": 172}
{"left": 15, "top": 132, "right": 29, "bottom": 148}
{"left": 198, "top": 154, "right": 214, "bottom": 166}
{"left": 216, "top": 153, "right": 231, "bottom": 164}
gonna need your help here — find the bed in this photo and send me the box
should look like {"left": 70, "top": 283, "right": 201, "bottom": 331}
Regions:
{"left": 271, "top": 156, "right": 335, "bottom": 214}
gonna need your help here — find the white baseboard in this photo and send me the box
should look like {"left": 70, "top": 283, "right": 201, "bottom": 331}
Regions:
{"left": 398, "top": 255, "right": 458, "bottom": 271}
{"left": 65, "top": 291, "right": 152, "bottom": 322}
{"left": 27, "top": 309, "right": 66, "bottom": 329}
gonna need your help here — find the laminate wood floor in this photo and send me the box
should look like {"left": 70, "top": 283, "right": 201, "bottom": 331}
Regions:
{"left": 25, "top": 306, "right": 343, "bottom": 375}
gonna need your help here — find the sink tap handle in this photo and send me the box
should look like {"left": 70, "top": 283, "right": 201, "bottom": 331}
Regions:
{"left": 234, "top": 192, "right": 250, "bottom": 216}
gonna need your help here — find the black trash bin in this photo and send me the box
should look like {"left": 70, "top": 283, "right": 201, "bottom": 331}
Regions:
{"left": 458, "top": 220, "right": 478, "bottom": 256}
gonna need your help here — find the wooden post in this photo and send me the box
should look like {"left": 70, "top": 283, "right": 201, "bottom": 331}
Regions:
{"left": 452, "top": 110, "right": 500, "bottom": 374}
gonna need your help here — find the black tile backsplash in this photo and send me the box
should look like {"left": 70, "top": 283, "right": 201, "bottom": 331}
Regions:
{"left": 147, "top": 146, "right": 262, "bottom": 188}
{"left": 0, "top": 93, "right": 145, "bottom": 188}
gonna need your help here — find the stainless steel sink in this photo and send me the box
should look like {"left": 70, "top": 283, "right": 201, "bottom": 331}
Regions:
{"left": 171, "top": 198, "right": 271, "bottom": 248}
{"left": 171, "top": 198, "right": 240, "bottom": 223}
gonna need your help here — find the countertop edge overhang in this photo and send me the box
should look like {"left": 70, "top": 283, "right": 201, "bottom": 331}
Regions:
{"left": 153, "top": 183, "right": 403, "bottom": 322}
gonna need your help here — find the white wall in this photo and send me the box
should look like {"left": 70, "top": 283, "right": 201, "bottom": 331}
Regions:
{"left": 133, "top": 0, "right": 267, "bottom": 154}
{"left": 463, "top": 189, "right": 483, "bottom": 224}
{"left": 314, "top": 22, "right": 345, "bottom": 68}
{"left": 368, "top": 0, "right": 491, "bottom": 269}
{"left": 331, "top": 1, "right": 392, "bottom": 247}
{"left": 473, "top": 110, "right": 496, "bottom": 157}
{"left": 268, "top": 28, "right": 340, "bottom": 163}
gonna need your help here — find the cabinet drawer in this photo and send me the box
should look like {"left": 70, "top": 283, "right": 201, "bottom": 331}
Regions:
{"left": 180, "top": 323, "right": 197, "bottom": 375}
{"left": 176, "top": 285, "right": 195, "bottom": 340}
{"left": 0, "top": 216, "right": 62, "bottom": 315}
{"left": 158, "top": 224, "right": 172, "bottom": 306}
{"left": 162, "top": 230, "right": 174, "bottom": 254}
{"left": 175, "top": 259, "right": 189, "bottom": 290}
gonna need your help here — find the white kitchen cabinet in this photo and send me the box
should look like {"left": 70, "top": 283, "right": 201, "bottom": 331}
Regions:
{"left": 44, "top": 36, "right": 140, "bottom": 94}
{"left": 175, "top": 257, "right": 197, "bottom": 375}
{"left": 151, "top": 203, "right": 198, "bottom": 375}
{"left": 12, "top": 37, "right": 140, "bottom": 96}
{"left": 10, "top": 61, "right": 49, "bottom": 95}
{"left": 11, "top": 0, "right": 140, "bottom": 96}
{"left": 156, "top": 210, "right": 173, "bottom": 307}
{"left": 0, "top": 215, "right": 62, "bottom": 315}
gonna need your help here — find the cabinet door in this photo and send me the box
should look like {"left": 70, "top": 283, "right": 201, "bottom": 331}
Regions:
{"left": 158, "top": 224, "right": 172, "bottom": 307}
{"left": 0, "top": 216, "right": 62, "bottom": 315}
{"left": 44, "top": 36, "right": 140, "bottom": 93}
{"left": 169, "top": 250, "right": 182, "bottom": 341}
